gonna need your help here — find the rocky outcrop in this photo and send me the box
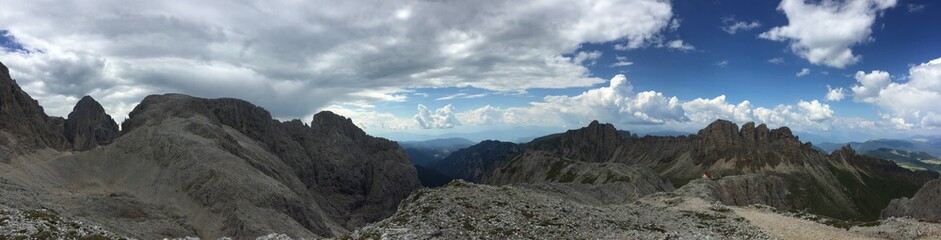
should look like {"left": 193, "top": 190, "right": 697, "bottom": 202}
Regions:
{"left": 676, "top": 175, "right": 793, "bottom": 210}
{"left": 0, "top": 61, "right": 69, "bottom": 157}
{"left": 63, "top": 96, "right": 119, "bottom": 151}
{"left": 882, "top": 179, "right": 941, "bottom": 221}
{"left": 487, "top": 150, "right": 675, "bottom": 204}
{"left": 528, "top": 120, "right": 626, "bottom": 162}
{"left": 429, "top": 140, "right": 523, "bottom": 182}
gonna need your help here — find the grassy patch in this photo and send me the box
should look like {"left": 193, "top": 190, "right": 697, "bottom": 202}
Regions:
{"left": 545, "top": 160, "right": 572, "bottom": 181}
{"left": 558, "top": 169, "right": 577, "bottom": 183}
{"left": 24, "top": 209, "right": 60, "bottom": 224}
{"left": 580, "top": 174, "right": 598, "bottom": 184}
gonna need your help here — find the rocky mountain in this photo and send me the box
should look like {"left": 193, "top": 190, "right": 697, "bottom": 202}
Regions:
{"left": 62, "top": 96, "right": 119, "bottom": 151}
{"left": 882, "top": 179, "right": 941, "bottom": 221}
{"left": 490, "top": 120, "right": 938, "bottom": 220}
{"left": 0, "top": 70, "right": 421, "bottom": 239}
{"left": 428, "top": 140, "right": 523, "bottom": 182}
{"left": 413, "top": 164, "right": 452, "bottom": 188}
{"left": 0, "top": 61, "right": 70, "bottom": 158}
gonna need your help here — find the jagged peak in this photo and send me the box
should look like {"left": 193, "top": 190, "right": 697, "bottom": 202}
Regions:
{"left": 832, "top": 144, "right": 856, "bottom": 156}
{"left": 769, "top": 126, "right": 797, "bottom": 141}
{"left": 698, "top": 119, "right": 739, "bottom": 140}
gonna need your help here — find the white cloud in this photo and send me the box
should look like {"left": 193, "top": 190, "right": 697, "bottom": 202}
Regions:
{"left": 825, "top": 85, "right": 845, "bottom": 101}
{"left": 0, "top": 0, "right": 676, "bottom": 120}
{"left": 720, "top": 17, "right": 761, "bottom": 34}
{"left": 572, "top": 50, "right": 603, "bottom": 66}
{"left": 908, "top": 4, "right": 925, "bottom": 13}
{"left": 682, "top": 95, "right": 753, "bottom": 123}
{"left": 797, "top": 100, "right": 833, "bottom": 122}
{"left": 768, "top": 57, "right": 785, "bottom": 64}
{"left": 665, "top": 40, "right": 695, "bottom": 51}
{"left": 414, "top": 104, "right": 459, "bottom": 129}
{"left": 322, "top": 104, "right": 414, "bottom": 130}
{"left": 610, "top": 56, "right": 634, "bottom": 67}
{"left": 838, "top": 57, "right": 941, "bottom": 129}
{"left": 715, "top": 60, "right": 729, "bottom": 68}
{"left": 760, "top": 0, "right": 897, "bottom": 68}
{"left": 850, "top": 70, "right": 891, "bottom": 103}
{"left": 796, "top": 68, "right": 811, "bottom": 77}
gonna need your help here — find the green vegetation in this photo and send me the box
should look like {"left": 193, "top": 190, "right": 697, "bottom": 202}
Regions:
{"left": 24, "top": 209, "right": 60, "bottom": 224}
{"left": 557, "top": 169, "right": 577, "bottom": 183}
{"left": 545, "top": 159, "right": 573, "bottom": 181}
{"left": 580, "top": 174, "right": 598, "bottom": 184}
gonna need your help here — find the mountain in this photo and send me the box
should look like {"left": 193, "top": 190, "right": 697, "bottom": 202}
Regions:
{"left": 62, "top": 96, "right": 119, "bottom": 151}
{"left": 862, "top": 148, "right": 941, "bottom": 173}
{"left": 882, "top": 179, "right": 941, "bottom": 221}
{"left": 399, "top": 137, "right": 476, "bottom": 166}
{"left": 0, "top": 69, "right": 421, "bottom": 239}
{"left": 0, "top": 61, "right": 70, "bottom": 157}
{"left": 818, "top": 138, "right": 941, "bottom": 157}
{"left": 428, "top": 140, "right": 523, "bottom": 182}
{"left": 486, "top": 120, "right": 938, "bottom": 220}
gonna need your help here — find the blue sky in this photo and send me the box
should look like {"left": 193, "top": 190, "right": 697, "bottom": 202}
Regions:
{"left": 1, "top": 0, "right": 940, "bottom": 143}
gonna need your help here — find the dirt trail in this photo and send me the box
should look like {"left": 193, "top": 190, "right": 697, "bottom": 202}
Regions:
{"left": 733, "top": 207, "right": 879, "bottom": 240}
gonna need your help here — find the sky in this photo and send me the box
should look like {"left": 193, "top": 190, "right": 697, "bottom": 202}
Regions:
{"left": 1, "top": 0, "right": 939, "bottom": 143}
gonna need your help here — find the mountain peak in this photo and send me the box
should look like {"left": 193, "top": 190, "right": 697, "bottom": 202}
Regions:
{"left": 312, "top": 110, "right": 367, "bottom": 138}
{"left": 64, "top": 95, "right": 119, "bottom": 151}
{"left": 698, "top": 119, "right": 739, "bottom": 141}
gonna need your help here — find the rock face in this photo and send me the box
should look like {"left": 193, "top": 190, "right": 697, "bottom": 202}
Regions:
{"left": 63, "top": 96, "right": 119, "bottom": 151}
{"left": 429, "top": 140, "right": 523, "bottom": 182}
{"left": 676, "top": 175, "right": 792, "bottom": 210}
{"left": 1, "top": 93, "right": 421, "bottom": 239}
{"left": 882, "top": 179, "right": 941, "bottom": 221}
{"left": 0, "top": 61, "right": 69, "bottom": 157}
{"left": 487, "top": 150, "right": 675, "bottom": 204}
{"left": 497, "top": 120, "right": 938, "bottom": 220}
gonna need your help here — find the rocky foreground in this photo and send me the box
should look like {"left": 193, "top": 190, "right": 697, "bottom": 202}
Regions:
{"left": 332, "top": 181, "right": 941, "bottom": 240}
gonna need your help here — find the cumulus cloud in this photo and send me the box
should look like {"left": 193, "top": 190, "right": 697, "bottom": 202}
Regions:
{"left": 682, "top": 95, "right": 753, "bottom": 123}
{"left": 836, "top": 57, "right": 941, "bottom": 129}
{"left": 414, "top": 104, "right": 459, "bottom": 129}
{"left": 760, "top": 0, "right": 897, "bottom": 68}
{"left": 850, "top": 70, "right": 891, "bottom": 103}
{"left": 797, "top": 100, "right": 834, "bottom": 122}
{"left": 720, "top": 17, "right": 761, "bottom": 34}
{"left": 665, "top": 40, "right": 695, "bottom": 51}
{"left": 825, "top": 85, "right": 846, "bottom": 101}
{"left": 796, "top": 68, "right": 810, "bottom": 77}
{"left": 0, "top": 0, "right": 676, "bottom": 119}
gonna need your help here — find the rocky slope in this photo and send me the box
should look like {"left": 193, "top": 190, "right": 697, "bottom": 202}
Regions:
{"left": 497, "top": 120, "right": 939, "bottom": 220}
{"left": 0, "top": 90, "right": 420, "bottom": 238}
{"left": 882, "top": 179, "right": 941, "bottom": 221}
{"left": 676, "top": 176, "right": 793, "bottom": 211}
{"left": 428, "top": 140, "right": 523, "bottom": 182}
{"left": 487, "top": 150, "right": 675, "bottom": 204}
{"left": 0, "top": 61, "right": 69, "bottom": 158}
{"left": 62, "top": 96, "right": 119, "bottom": 151}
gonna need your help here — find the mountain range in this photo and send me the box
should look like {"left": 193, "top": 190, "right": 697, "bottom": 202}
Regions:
{"left": 2, "top": 59, "right": 941, "bottom": 239}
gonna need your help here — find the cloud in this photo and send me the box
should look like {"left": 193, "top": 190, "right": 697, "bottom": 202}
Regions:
{"left": 908, "top": 4, "right": 925, "bottom": 13}
{"left": 682, "top": 95, "right": 753, "bottom": 123}
{"left": 796, "top": 68, "right": 810, "bottom": 77}
{"left": 825, "top": 85, "right": 845, "bottom": 101}
{"left": 715, "top": 60, "right": 729, "bottom": 68}
{"left": 760, "top": 0, "right": 897, "bottom": 68}
{"left": 414, "top": 104, "right": 459, "bottom": 129}
{"left": 850, "top": 70, "right": 891, "bottom": 103}
{"left": 797, "top": 100, "right": 833, "bottom": 122}
{"left": 665, "top": 40, "right": 695, "bottom": 51}
{"left": 838, "top": 57, "right": 941, "bottom": 129}
{"left": 768, "top": 57, "right": 785, "bottom": 64}
{"left": 0, "top": 0, "right": 676, "bottom": 120}
{"left": 572, "top": 50, "right": 603, "bottom": 66}
{"left": 720, "top": 17, "right": 761, "bottom": 34}
{"left": 610, "top": 55, "right": 634, "bottom": 67}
